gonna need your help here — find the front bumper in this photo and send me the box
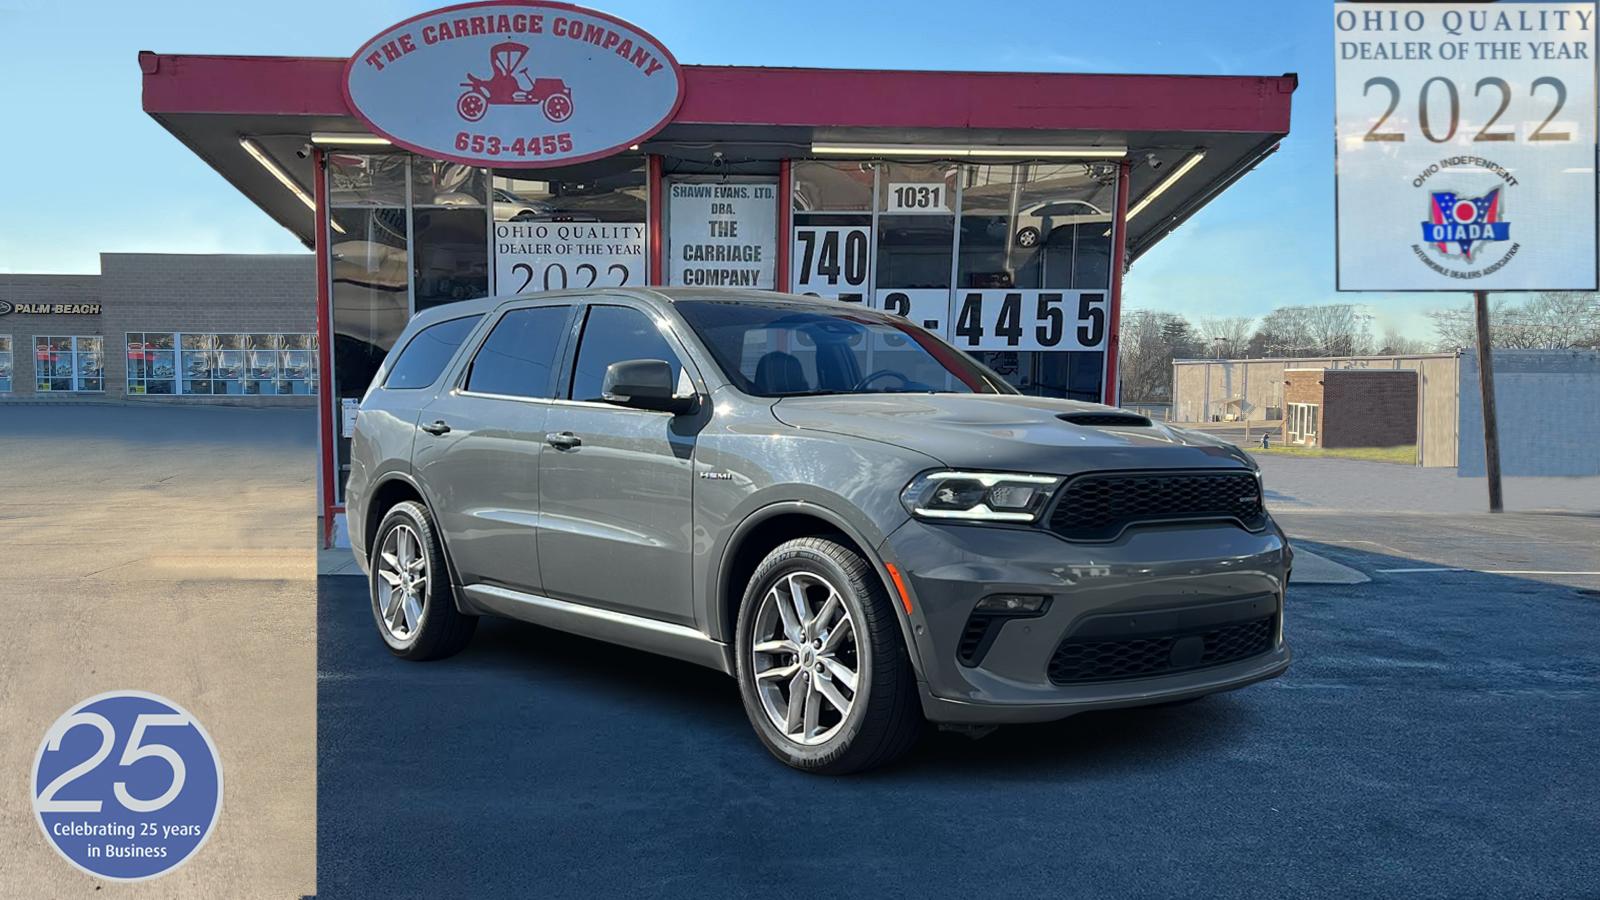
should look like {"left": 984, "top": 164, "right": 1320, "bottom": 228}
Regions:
{"left": 880, "top": 517, "right": 1292, "bottom": 725}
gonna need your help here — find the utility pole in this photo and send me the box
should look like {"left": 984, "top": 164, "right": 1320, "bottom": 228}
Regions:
{"left": 1473, "top": 290, "right": 1503, "bottom": 513}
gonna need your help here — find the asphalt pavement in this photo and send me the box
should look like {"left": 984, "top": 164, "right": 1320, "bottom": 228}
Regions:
{"left": 317, "top": 497, "right": 1600, "bottom": 898}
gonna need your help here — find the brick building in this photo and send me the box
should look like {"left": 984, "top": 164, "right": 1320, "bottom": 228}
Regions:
{"left": 0, "top": 253, "right": 315, "bottom": 405}
{"left": 1282, "top": 367, "right": 1417, "bottom": 449}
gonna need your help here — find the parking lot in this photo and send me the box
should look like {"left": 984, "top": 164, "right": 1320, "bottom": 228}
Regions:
{"left": 319, "top": 457, "right": 1599, "bottom": 899}
{"left": 0, "top": 405, "right": 317, "bottom": 898}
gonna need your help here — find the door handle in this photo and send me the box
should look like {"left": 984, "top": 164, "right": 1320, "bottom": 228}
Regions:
{"left": 545, "top": 431, "right": 582, "bottom": 450}
{"left": 420, "top": 420, "right": 451, "bottom": 436}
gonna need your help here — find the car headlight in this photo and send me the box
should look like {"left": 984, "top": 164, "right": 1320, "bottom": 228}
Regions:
{"left": 900, "top": 471, "right": 1061, "bottom": 523}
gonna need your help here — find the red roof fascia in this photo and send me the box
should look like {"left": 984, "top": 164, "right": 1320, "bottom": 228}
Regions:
{"left": 139, "top": 52, "right": 1294, "bottom": 134}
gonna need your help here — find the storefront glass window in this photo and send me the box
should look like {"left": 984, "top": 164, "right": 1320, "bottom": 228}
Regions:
{"left": 0, "top": 335, "right": 12, "bottom": 392}
{"left": 328, "top": 154, "right": 408, "bottom": 206}
{"left": 147, "top": 333, "right": 316, "bottom": 396}
{"left": 793, "top": 161, "right": 874, "bottom": 213}
{"left": 792, "top": 162, "right": 874, "bottom": 302}
{"left": 955, "top": 162, "right": 1116, "bottom": 401}
{"left": 279, "top": 334, "right": 318, "bottom": 395}
{"left": 492, "top": 158, "right": 646, "bottom": 223}
{"left": 328, "top": 153, "right": 411, "bottom": 497}
{"left": 35, "top": 335, "right": 102, "bottom": 392}
{"left": 413, "top": 208, "right": 490, "bottom": 311}
{"left": 414, "top": 161, "right": 490, "bottom": 312}
{"left": 491, "top": 158, "right": 647, "bottom": 294}
{"left": 126, "top": 332, "right": 177, "bottom": 395}
{"left": 875, "top": 162, "right": 957, "bottom": 291}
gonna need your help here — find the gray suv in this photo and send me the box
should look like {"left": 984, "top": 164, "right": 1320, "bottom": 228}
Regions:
{"left": 347, "top": 288, "right": 1291, "bottom": 773}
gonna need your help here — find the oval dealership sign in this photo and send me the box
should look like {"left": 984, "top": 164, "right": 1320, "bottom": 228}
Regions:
{"left": 343, "top": 1, "right": 684, "bottom": 167}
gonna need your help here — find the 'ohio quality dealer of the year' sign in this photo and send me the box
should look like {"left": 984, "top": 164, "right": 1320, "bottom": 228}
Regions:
{"left": 343, "top": 1, "right": 685, "bottom": 167}
{"left": 1334, "top": 2, "right": 1597, "bottom": 292}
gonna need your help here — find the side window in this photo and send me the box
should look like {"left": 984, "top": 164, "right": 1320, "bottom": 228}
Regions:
{"left": 569, "top": 305, "right": 683, "bottom": 402}
{"left": 464, "top": 305, "right": 571, "bottom": 397}
{"left": 385, "top": 315, "right": 481, "bottom": 389}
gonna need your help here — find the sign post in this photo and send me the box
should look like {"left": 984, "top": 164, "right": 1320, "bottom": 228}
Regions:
{"left": 1333, "top": 1, "right": 1597, "bottom": 510}
{"left": 1473, "top": 290, "right": 1504, "bottom": 512}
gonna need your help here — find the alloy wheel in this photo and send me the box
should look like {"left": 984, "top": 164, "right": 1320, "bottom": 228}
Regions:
{"left": 750, "top": 570, "right": 860, "bottom": 745}
{"left": 376, "top": 523, "right": 428, "bottom": 640}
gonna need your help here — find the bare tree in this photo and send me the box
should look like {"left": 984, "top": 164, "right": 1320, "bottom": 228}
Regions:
{"left": 1195, "top": 316, "right": 1256, "bottom": 358}
{"left": 1428, "top": 292, "right": 1600, "bottom": 350}
{"left": 1249, "top": 304, "right": 1373, "bottom": 357}
{"left": 1376, "top": 327, "right": 1431, "bottom": 356}
{"left": 1119, "top": 309, "right": 1199, "bottom": 402}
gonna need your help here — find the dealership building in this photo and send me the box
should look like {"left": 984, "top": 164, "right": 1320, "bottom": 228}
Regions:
{"left": 137, "top": 2, "right": 1296, "bottom": 543}
{"left": 0, "top": 253, "right": 315, "bottom": 403}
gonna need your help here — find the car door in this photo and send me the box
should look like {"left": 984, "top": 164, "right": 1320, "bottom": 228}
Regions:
{"left": 412, "top": 301, "right": 576, "bottom": 592}
{"left": 537, "top": 300, "right": 701, "bottom": 625}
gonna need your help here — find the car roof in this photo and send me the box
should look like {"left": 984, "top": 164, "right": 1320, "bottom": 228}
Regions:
{"left": 403, "top": 287, "right": 884, "bottom": 331}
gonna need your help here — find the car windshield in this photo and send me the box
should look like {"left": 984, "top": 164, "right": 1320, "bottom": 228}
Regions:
{"left": 674, "top": 299, "right": 1015, "bottom": 397}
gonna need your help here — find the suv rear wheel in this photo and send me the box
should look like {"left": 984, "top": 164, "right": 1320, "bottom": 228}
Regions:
{"left": 369, "top": 500, "right": 476, "bottom": 660}
{"left": 734, "top": 537, "right": 922, "bottom": 773}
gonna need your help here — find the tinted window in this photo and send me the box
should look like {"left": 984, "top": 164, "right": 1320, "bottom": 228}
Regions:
{"left": 465, "top": 305, "right": 571, "bottom": 397}
{"left": 675, "top": 300, "right": 1012, "bottom": 397}
{"left": 570, "top": 306, "right": 682, "bottom": 402}
{"left": 384, "top": 316, "right": 481, "bottom": 389}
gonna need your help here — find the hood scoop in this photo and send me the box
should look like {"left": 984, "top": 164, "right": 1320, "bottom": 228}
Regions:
{"left": 1056, "top": 411, "right": 1152, "bottom": 428}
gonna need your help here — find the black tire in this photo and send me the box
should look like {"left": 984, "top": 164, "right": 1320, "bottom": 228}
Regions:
{"left": 1015, "top": 226, "right": 1041, "bottom": 248}
{"left": 734, "top": 537, "right": 923, "bottom": 774}
{"left": 369, "top": 500, "right": 476, "bottom": 661}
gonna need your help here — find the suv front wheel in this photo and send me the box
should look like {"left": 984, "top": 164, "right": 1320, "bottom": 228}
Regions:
{"left": 734, "top": 537, "right": 923, "bottom": 773}
{"left": 369, "top": 500, "right": 476, "bottom": 660}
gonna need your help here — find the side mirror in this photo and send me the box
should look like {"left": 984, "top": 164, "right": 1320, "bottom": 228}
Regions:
{"left": 601, "top": 359, "right": 697, "bottom": 414}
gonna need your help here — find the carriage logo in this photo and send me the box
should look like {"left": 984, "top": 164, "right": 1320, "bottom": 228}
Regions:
{"left": 456, "top": 41, "right": 574, "bottom": 124}
{"left": 1418, "top": 188, "right": 1510, "bottom": 262}
{"left": 0, "top": 301, "right": 12, "bottom": 317}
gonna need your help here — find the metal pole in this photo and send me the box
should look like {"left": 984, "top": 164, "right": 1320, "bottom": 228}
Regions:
{"left": 1473, "top": 290, "right": 1503, "bottom": 513}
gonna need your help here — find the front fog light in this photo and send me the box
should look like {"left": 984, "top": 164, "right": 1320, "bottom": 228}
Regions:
{"left": 975, "top": 594, "right": 1048, "bottom": 614}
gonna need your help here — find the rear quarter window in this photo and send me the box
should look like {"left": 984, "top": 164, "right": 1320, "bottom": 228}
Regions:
{"left": 384, "top": 315, "right": 482, "bottom": 389}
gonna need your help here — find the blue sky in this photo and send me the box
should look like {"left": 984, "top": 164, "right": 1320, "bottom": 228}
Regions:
{"left": 0, "top": 0, "right": 1446, "bottom": 337}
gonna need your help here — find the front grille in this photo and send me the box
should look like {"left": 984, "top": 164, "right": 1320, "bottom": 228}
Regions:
{"left": 1047, "top": 615, "right": 1275, "bottom": 684}
{"left": 1047, "top": 470, "right": 1265, "bottom": 541}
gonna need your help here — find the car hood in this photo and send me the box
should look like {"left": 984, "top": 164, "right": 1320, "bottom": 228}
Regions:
{"left": 771, "top": 394, "right": 1255, "bottom": 476}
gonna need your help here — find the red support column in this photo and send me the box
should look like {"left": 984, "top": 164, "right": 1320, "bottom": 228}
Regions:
{"left": 777, "top": 159, "right": 793, "bottom": 291}
{"left": 312, "top": 149, "right": 338, "bottom": 548}
{"left": 1102, "top": 158, "right": 1132, "bottom": 407}
{"left": 647, "top": 154, "right": 664, "bottom": 285}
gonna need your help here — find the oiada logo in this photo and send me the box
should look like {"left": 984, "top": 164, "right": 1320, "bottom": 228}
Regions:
{"left": 343, "top": 1, "right": 684, "bottom": 168}
{"left": 1415, "top": 183, "right": 1516, "bottom": 278}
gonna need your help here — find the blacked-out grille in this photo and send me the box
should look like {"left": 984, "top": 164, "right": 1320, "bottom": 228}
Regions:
{"left": 1047, "top": 470, "right": 1265, "bottom": 541}
{"left": 1047, "top": 615, "right": 1275, "bottom": 684}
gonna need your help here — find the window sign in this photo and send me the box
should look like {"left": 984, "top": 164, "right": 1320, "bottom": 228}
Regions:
{"left": 872, "top": 289, "right": 950, "bottom": 335}
{"left": 1334, "top": 2, "right": 1597, "bottom": 291}
{"left": 792, "top": 225, "right": 871, "bottom": 302}
{"left": 668, "top": 182, "right": 777, "bottom": 289}
{"left": 884, "top": 182, "right": 952, "bottom": 215}
{"left": 495, "top": 221, "right": 645, "bottom": 294}
{"left": 949, "top": 290, "right": 1108, "bottom": 353}
{"left": 0, "top": 334, "right": 12, "bottom": 392}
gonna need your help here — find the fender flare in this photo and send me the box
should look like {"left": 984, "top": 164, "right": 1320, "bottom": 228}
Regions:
{"left": 714, "top": 500, "right": 927, "bottom": 679}
{"left": 367, "top": 472, "right": 473, "bottom": 615}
